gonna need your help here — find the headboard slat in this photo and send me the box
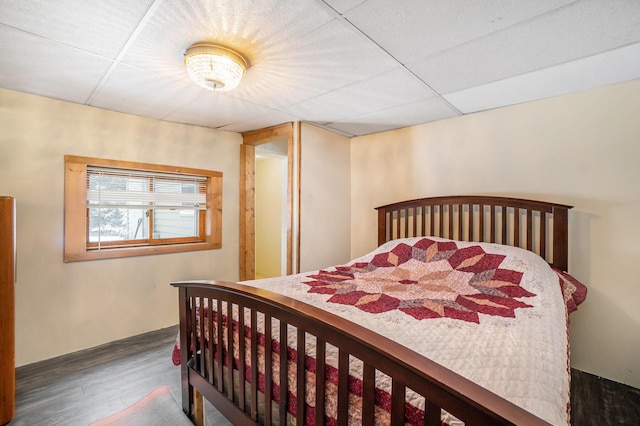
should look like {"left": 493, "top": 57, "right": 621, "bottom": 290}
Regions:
{"left": 404, "top": 208, "right": 409, "bottom": 238}
{"left": 479, "top": 205, "right": 485, "bottom": 242}
{"left": 376, "top": 196, "right": 573, "bottom": 271}
{"left": 489, "top": 205, "right": 496, "bottom": 243}
{"left": 513, "top": 207, "right": 520, "bottom": 247}
{"left": 468, "top": 204, "right": 472, "bottom": 241}
{"left": 457, "top": 204, "right": 463, "bottom": 242}
{"left": 540, "top": 214, "right": 547, "bottom": 261}
{"left": 430, "top": 206, "right": 435, "bottom": 238}
{"left": 501, "top": 205, "right": 508, "bottom": 246}
{"left": 448, "top": 205, "right": 454, "bottom": 238}
{"left": 526, "top": 210, "right": 533, "bottom": 251}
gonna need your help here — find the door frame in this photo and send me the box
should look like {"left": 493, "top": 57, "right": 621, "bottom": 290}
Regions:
{"left": 240, "top": 122, "right": 300, "bottom": 280}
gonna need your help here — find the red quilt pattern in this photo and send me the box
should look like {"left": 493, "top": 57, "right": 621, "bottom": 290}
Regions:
{"left": 304, "top": 238, "right": 536, "bottom": 324}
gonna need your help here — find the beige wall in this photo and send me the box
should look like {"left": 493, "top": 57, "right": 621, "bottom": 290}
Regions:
{"left": 300, "top": 123, "right": 351, "bottom": 272}
{"left": 255, "top": 157, "right": 285, "bottom": 278}
{"left": 0, "top": 88, "right": 241, "bottom": 366}
{"left": 4, "top": 78, "right": 639, "bottom": 389}
{"left": 350, "top": 79, "right": 640, "bottom": 388}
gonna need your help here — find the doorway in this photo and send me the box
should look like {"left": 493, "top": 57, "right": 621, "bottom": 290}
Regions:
{"left": 240, "top": 122, "right": 300, "bottom": 281}
{"left": 255, "top": 145, "right": 287, "bottom": 278}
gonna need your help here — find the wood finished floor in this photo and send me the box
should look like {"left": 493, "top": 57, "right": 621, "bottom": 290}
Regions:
{"left": 10, "top": 325, "right": 230, "bottom": 426}
{"left": 9, "top": 326, "right": 640, "bottom": 425}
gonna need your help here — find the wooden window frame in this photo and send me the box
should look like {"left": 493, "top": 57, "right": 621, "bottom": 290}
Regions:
{"left": 64, "top": 155, "right": 222, "bottom": 262}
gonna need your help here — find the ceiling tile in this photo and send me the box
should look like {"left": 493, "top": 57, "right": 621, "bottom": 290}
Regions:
{"left": 160, "top": 91, "right": 278, "bottom": 129}
{"left": 444, "top": 42, "right": 640, "bottom": 113}
{"left": 282, "top": 66, "right": 437, "bottom": 122}
{"left": 230, "top": 19, "right": 400, "bottom": 108}
{"left": 342, "top": 0, "right": 575, "bottom": 64}
{"left": 409, "top": 0, "right": 640, "bottom": 93}
{"left": 120, "top": 0, "right": 335, "bottom": 72}
{"left": 88, "top": 63, "right": 199, "bottom": 120}
{"left": 327, "top": 96, "right": 459, "bottom": 136}
{"left": 0, "top": 25, "right": 113, "bottom": 104}
{"left": 218, "top": 110, "right": 300, "bottom": 133}
{"left": 0, "top": 0, "right": 155, "bottom": 58}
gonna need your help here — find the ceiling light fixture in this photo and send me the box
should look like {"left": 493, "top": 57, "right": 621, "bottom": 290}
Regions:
{"left": 184, "top": 43, "right": 247, "bottom": 92}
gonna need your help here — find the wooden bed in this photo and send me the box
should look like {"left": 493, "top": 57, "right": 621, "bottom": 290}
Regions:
{"left": 172, "top": 195, "right": 575, "bottom": 426}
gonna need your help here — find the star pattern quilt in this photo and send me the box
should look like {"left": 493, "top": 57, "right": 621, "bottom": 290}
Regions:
{"left": 173, "top": 237, "right": 586, "bottom": 425}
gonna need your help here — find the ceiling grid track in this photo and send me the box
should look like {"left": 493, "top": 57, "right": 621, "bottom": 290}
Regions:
{"left": 314, "top": 0, "right": 462, "bottom": 115}
{"left": 84, "top": 0, "right": 165, "bottom": 105}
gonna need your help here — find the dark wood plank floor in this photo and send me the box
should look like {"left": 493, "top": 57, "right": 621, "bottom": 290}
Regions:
{"left": 8, "top": 326, "right": 640, "bottom": 425}
{"left": 570, "top": 369, "right": 640, "bottom": 425}
{"left": 9, "top": 325, "right": 230, "bottom": 426}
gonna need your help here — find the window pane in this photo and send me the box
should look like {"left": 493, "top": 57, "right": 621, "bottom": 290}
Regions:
{"left": 151, "top": 179, "right": 200, "bottom": 239}
{"left": 87, "top": 173, "right": 150, "bottom": 208}
{"left": 88, "top": 208, "right": 148, "bottom": 242}
{"left": 152, "top": 209, "right": 199, "bottom": 239}
{"left": 88, "top": 173, "right": 149, "bottom": 242}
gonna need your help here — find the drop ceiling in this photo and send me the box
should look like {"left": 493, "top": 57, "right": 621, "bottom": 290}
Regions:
{"left": 1, "top": 0, "right": 639, "bottom": 137}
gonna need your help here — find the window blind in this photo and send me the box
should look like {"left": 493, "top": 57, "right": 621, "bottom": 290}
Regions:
{"left": 86, "top": 166, "right": 207, "bottom": 210}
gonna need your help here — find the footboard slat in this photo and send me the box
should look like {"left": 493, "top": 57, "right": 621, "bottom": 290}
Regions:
{"left": 250, "top": 309, "right": 259, "bottom": 421}
{"left": 315, "top": 339, "right": 326, "bottom": 425}
{"left": 279, "top": 321, "right": 287, "bottom": 425}
{"left": 264, "top": 314, "right": 273, "bottom": 425}
{"left": 227, "top": 301, "right": 234, "bottom": 401}
{"left": 238, "top": 304, "right": 246, "bottom": 412}
{"left": 206, "top": 298, "right": 214, "bottom": 385}
{"left": 424, "top": 401, "right": 441, "bottom": 426}
{"left": 362, "top": 363, "right": 375, "bottom": 425}
{"left": 295, "top": 329, "right": 305, "bottom": 426}
{"left": 337, "top": 350, "right": 349, "bottom": 426}
{"left": 192, "top": 296, "right": 204, "bottom": 369}
{"left": 174, "top": 281, "right": 552, "bottom": 426}
{"left": 391, "top": 380, "right": 405, "bottom": 426}
{"left": 216, "top": 299, "right": 223, "bottom": 393}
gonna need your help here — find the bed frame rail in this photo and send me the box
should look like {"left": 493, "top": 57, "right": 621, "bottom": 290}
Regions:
{"left": 376, "top": 196, "right": 572, "bottom": 271}
{"left": 173, "top": 280, "right": 549, "bottom": 426}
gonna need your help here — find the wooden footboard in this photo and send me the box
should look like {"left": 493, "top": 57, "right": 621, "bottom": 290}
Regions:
{"left": 172, "top": 280, "right": 549, "bottom": 426}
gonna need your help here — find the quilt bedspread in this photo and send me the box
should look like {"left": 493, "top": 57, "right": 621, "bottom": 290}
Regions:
{"left": 175, "top": 237, "right": 584, "bottom": 425}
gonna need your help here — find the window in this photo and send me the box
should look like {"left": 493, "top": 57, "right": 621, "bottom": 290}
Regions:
{"left": 64, "top": 155, "right": 222, "bottom": 262}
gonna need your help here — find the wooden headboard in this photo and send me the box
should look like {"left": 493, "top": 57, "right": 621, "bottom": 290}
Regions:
{"left": 376, "top": 195, "right": 573, "bottom": 271}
